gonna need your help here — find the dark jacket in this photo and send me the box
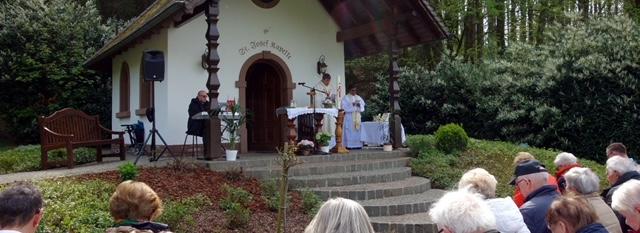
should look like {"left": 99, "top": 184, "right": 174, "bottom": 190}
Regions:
{"left": 106, "top": 220, "right": 172, "bottom": 233}
{"left": 520, "top": 185, "right": 560, "bottom": 233}
{"left": 576, "top": 223, "right": 608, "bottom": 233}
{"left": 601, "top": 170, "right": 640, "bottom": 233}
{"left": 187, "top": 98, "right": 208, "bottom": 136}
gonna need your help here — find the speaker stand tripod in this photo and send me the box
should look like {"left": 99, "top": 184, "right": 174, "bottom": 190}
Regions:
{"left": 134, "top": 82, "right": 176, "bottom": 165}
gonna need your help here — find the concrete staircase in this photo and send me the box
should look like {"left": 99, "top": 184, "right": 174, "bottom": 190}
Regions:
{"left": 200, "top": 150, "right": 444, "bottom": 233}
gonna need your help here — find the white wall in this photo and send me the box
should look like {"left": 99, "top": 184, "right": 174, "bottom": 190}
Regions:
{"left": 161, "top": 0, "right": 345, "bottom": 145}
{"left": 111, "top": 0, "right": 344, "bottom": 145}
{"left": 111, "top": 29, "right": 168, "bottom": 138}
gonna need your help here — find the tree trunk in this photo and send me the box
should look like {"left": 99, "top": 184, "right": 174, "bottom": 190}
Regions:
{"left": 475, "top": 0, "right": 484, "bottom": 61}
{"left": 579, "top": 0, "right": 589, "bottom": 20}
{"left": 535, "top": 0, "right": 548, "bottom": 45}
{"left": 494, "top": 0, "right": 506, "bottom": 53}
{"left": 519, "top": 0, "right": 527, "bottom": 42}
{"left": 509, "top": 0, "right": 517, "bottom": 43}
{"left": 463, "top": 0, "right": 477, "bottom": 62}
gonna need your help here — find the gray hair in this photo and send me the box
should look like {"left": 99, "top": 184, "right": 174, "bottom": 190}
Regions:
{"left": 612, "top": 179, "right": 640, "bottom": 214}
{"left": 429, "top": 190, "right": 497, "bottom": 233}
{"left": 458, "top": 168, "right": 498, "bottom": 199}
{"left": 563, "top": 167, "right": 600, "bottom": 194}
{"left": 554, "top": 152, "right": 578, "bottom": 167}
{"left": 606, "top": 156, "right": 636, "bottom": 175}
{"left": 304, "top": 197, "right": 375, "bottom": 233}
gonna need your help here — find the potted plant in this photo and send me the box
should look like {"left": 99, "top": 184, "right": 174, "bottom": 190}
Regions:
{"left": 315, "top": 132, "right": 332, "bottom": 153}
{"left": 380, "top": 124, "right": 393, "bottom": 152}
{"left": 221, "top": 104, "right": 246, "bottom": 161}
{"left": 296, "top": 140, "right": 314, "bottom": 156}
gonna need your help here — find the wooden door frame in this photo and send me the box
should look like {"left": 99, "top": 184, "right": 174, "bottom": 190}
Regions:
{"left": 236, "top": 51, "right": 294, "bottom": 153}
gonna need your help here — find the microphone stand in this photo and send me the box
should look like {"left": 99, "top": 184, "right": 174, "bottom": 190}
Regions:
{"left": 296, "top": 83, "right": 330, "bottom": 155}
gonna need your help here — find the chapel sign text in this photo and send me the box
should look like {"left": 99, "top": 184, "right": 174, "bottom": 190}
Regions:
{"left": 238, "top": 40, "right": 292, "bottom": 59}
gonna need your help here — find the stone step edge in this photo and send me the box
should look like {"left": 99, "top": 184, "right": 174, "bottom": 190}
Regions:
{"left": 301, "top": 177, "right": 431, "bottom": 200}
{"left": 288, "top": 167, "right": 412, "bottom": 189}
{"left": 245, "top": 157, "right": 411, "bottom": 179}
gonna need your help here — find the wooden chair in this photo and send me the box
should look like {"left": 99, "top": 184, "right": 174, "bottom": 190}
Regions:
{"left": 38, "top": 108, "right": 125, "bottom": 169}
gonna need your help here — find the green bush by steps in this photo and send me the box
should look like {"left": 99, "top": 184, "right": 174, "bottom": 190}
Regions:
{"left": 434, "top": 123, "right": 469, "bottom": 154}
{"left": 409, "top": 135, "right": 607, "bottom": 197}
{"left": 0, "top": 145, "right": 96, "bottom": 174}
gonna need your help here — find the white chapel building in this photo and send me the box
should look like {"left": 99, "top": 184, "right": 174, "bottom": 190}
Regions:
{"left": 86, "top": 0, "right": 448, "bottom": 153}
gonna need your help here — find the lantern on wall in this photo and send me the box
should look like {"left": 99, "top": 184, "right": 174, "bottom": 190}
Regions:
{"left": 316, "top": 55, "right": 327, "bottom": 75}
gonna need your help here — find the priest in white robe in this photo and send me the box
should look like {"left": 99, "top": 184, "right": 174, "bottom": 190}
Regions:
{"left": 341, "top": 85, "right": 365, "bottom": 149}
{"left": 313, "top": 73, "right": 337, "bottom": 148}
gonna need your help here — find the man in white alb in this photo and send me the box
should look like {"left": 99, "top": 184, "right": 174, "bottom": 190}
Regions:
{"left": 313, "top": 73, "right": 337, "bottom": 148}
{"left": 341, "top": 85, "right": 365, "bottom": 149}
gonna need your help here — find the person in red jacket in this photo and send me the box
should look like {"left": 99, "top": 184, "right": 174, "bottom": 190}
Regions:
{"left": 513, "top": 152, "right": 559, "bottom": 207}
{"left": 554, "top": 152, "right": 581, "bottom": 194}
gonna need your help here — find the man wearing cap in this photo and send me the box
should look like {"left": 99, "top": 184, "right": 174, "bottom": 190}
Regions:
{"left": 510, "top": 160, "right": 560, "bottom": 233}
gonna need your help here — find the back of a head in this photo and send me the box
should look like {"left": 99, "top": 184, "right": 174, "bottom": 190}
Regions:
{"left": 304, "top": 198, "right": 374, "bottom": 233}
{"left": 109, "top": 181, "right": 164, "bottom": 222}
{"left": 563, "top": 167, "right": 600, "bottom": 195}
{"left": 554, "top": 152, "right": 578, "bottom": 167}
{"left": 458, "top": 168, "right": 498, "bottom": 199}
{"left": 607, "top": 143, "right": 627, "bottom": 158}
{"left": 429, "top": 190, "right": 496, "bottom": 233}
{"left": 547, "top": 195, "right": 598, "bottom": 231}
{"left": 612, "top": 179, "right": 640, "bottom": 214}
{"left": 0, "top": 183, "right": 43, "bottom": 229}
{"left": 513, "top": 152, "right": 535, "bottom": 165}
{"left": 606, "top": 156, "right": 636, "bottom": 175}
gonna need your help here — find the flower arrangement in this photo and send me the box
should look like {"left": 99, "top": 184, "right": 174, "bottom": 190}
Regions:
{"left": 322, "top": 97, "right": 334, "bottom": 108}
{"left": 315, "top": 132, "right": 331, "bottom": 146}
{"left": 297, "top": 140, "right": 314, "bottom": 151}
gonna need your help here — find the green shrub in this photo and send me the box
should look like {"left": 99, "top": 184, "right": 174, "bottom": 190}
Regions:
{"left": 32, "top": 180, "right": 115, "bottom": 233}
{"left": 300, "top": 189, "right": 322, "bottom": 216}
{"left": 411, "top": 149, "right": 463, "bottom": 189}
{"left": 0, "top": 145, "right": 41, "bottom": 174}
{"left": 157, "top": 195, "right": 211, "bottom": 232}
{"left": 220, "top": 184, "right": 253, "bottom": 211}
{"left": 406, "top": 135, "right": 436, "bottom": 157}
{"left": 261, "top": 179, "right": 290, "bottom": 212}
{"left": 223, "top": 202, "right": 251, "bottom": 229}
{"left": 435, "top": 123, "right": 469, "bottom": 154}
{"left": 118, "top": 162, "right": 138, "bottom": 181}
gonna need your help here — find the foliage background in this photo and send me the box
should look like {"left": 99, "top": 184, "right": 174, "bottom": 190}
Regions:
{"left": 0, "top": 0, "right": 114, "bottom": 143}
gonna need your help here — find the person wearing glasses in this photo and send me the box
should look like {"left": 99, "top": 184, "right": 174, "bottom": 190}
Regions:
{"left": 510, "top": 160, "right": 560, "bottom": 233}
{"left": 0, "top": 183, "right": 44, "bottom": 233}
{"left": 187, "top": 90, "right": 209, "bottom": 137}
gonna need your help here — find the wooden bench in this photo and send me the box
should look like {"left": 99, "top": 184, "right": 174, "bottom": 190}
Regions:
{"left": 38, "top": 108, "right": 125, "bottom": 169}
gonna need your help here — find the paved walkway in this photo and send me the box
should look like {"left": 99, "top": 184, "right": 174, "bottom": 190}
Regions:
{"left": 0, "top": 153, "right": 174, "bottom": 184}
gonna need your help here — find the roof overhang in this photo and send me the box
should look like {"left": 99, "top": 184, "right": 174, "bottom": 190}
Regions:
{"left": 85, "top": 0, "right": 450, "bottom": 71}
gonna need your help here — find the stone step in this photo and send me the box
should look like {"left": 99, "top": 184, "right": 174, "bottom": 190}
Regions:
{"left": 245, "top": 157, "right": 410, "bottom": 179}
{"left": 370, "top": 212, "right": 437, "bottom": 233}
{"left": 359, "top": 189, "right": 445, "bottom": 217}
{"left": 305, "top": 176, "right": 431, "bottom": 200}
{"left": 289, "top": 167, "right": 412, "bottom": 189}
{"left": 201, "top": 150, "right": 407, "bottom": 172}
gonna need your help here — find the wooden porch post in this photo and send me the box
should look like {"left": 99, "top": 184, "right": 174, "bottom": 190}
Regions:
{"left": 205, "top": 0, "right": 223, "bottom": 159}
{"left": 389, "top": 7, "right": 402, "bottom": 149}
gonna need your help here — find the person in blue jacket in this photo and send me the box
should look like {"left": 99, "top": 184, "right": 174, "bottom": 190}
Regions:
{"left": 510, "top": 160, "right": 560, "bottom": 233}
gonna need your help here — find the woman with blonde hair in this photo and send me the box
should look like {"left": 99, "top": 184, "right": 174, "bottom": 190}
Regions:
{"left": 106, "top": 180, "right": 172, "bottom": 233}
{"left": 304, "top": 197, "right": 375, "bottom": 233}
{"left": 546, "top": 195, "right": 607, "bottom": 233}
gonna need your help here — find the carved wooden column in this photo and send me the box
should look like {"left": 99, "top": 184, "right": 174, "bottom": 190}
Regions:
{"left": 389, "top": 8, "right": 403, "bottom": 149}
{"left": 332, "top": 109, "right": 349, "bottom": 154}
{"left": 204, "top": 0, "right": 223, "bottom": 160}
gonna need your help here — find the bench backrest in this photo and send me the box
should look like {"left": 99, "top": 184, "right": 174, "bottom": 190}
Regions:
{"left": 38, "top": 108, "right": 102, "bottom": 145}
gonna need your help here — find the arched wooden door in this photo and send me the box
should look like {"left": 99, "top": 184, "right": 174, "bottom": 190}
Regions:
{"left": 246, "top": 61, "right": 283, "bottom": 152}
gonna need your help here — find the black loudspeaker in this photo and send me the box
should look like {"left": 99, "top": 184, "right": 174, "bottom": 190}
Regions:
{"left": 143, "top": 50, "right": 164, "bottom": 82}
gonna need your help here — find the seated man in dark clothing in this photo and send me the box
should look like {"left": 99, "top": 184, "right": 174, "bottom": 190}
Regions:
{"left": 187, "top": 90, "right": 209, "bottom": 137}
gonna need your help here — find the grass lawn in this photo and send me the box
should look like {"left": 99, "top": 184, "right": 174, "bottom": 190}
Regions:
{"left": 409, "top": 135, "right": 607, "bottom": 197}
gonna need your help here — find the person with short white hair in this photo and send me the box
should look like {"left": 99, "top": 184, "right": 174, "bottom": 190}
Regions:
{"left": 564, "top": 167, "right": 622, "bottom": 233}
{"left": 602, "top": 156, "right": 640, "bottom": 233}
{"left": 554, "top": 152, "right": 581, "bottom": 194}
{"left": 458, "top": 168, "right": 530, "bottom": 233}
{"left": 510, "top": 160, "right": 559, "bottom": 233}
{"left": 429, "top": 189, "right": 498, "bottom": 233}
{"left": 304, "top": 197, "right": 375, "bottom": 233}
{"left": 611, "top": 180, "right": 640, "bottom": 231}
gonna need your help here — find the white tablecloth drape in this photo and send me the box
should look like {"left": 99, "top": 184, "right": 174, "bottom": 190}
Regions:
{"left": 275, "top": 107, "right": 338, "bottom": 119}
{"left": 360, "top": 121, "right": 406, "bottom": 146}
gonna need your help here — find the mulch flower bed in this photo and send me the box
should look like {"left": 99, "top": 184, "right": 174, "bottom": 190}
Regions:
{"left": 77, "top": 165, "right": 312, "bottom": 233}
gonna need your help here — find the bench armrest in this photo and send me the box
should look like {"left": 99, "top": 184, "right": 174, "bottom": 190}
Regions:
{"left": 43, "top": 127, "right": 74, "bottom": 138}
{"left": 99, "top": 125, "right": 125, "bottom": 135}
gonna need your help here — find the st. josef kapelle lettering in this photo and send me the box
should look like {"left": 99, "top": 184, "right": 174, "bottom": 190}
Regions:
{"left": 238, "top": 40, "right": 292, "bottom": 59}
